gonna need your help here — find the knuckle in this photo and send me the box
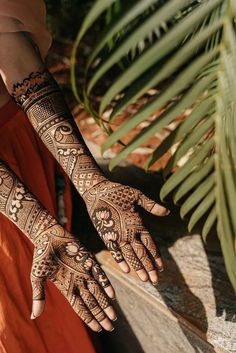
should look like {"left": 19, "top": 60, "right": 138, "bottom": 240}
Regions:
{"left": 93, "top": 308, "right": 106, "bottom": 322}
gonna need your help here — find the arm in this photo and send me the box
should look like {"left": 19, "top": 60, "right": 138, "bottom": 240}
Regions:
{"left": 0, "top": 32, "right": 169, "bottom": 284}
{"left": 0, "top": 160, "right": 116, "bottom": 332}
{"left": 0, "top": 32, "right": 105, "bottom": 195}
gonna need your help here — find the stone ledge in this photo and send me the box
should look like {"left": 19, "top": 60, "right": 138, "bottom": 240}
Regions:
{"left": 97, "top": 234, "right": 235, "bottom": 353}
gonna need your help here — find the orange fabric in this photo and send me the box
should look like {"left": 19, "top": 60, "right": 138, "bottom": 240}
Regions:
{"left": 0, "top": 99, "right": 97, "bottom": 353}
{"left": 0, "top": 0, "right": 52, "bottom": 60}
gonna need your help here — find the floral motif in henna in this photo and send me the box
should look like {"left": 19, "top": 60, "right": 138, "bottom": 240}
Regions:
{"left": 83, "top": 180, "right": 162, "bottom": 273}
{"left": 0, "top": 161, "right": 111, "bottom": 324}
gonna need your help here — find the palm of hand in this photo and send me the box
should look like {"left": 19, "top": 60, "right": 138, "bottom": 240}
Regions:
{"left": 31, "top": 224, "right": 113, "bottom": 327}
{"left": 83, "top": 181, "right": 169, "bottom": 282}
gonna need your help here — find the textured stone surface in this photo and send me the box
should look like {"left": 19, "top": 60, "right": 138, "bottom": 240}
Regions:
{"left": 72, "top": 154, "right": 236, "bottom": 353}
{"left": 98, "top": 251, "right": 225, "bottom": 353}
{"left": 97, "top": 234, "right": 235, "bottom": 353}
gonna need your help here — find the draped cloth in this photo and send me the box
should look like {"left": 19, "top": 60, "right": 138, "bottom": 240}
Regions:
{"left": 0, "top": 0, "right": 52, "bottom": 60}
{"left": 0, "top": 1, "right": 98, "bottom": 352}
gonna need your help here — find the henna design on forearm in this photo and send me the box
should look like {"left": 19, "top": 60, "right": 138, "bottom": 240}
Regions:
{"left": 0, "top": 161, "right": 111, "bottom": 325}
{"left": 12, "top": 71, "right": 106, "bottom": 196}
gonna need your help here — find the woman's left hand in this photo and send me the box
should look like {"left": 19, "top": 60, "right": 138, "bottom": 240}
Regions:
{"left": 83, "top": 180, "right": 170, "bottom": 284}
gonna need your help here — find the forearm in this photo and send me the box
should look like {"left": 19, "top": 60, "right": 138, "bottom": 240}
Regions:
{"left": 0, "top": 32, "right": 105, "bottom": 196}
{"left": 0, "top": 160, "right": 61, "bottom": 243}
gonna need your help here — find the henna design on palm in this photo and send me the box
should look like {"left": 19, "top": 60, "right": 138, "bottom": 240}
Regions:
{"left": 83, "top": 180, "right": 169, "bottom": 284}
{"left": 32, "top": 230, "right": 112, "bottom": 325}
{"left": 0, "top": 162, "right": 116, "bottom": 332}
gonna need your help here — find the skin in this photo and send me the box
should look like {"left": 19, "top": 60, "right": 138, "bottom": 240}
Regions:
{"left": 0, "top": 32, "right": 170, "bottom": 328}
{"left": 0, "top": 161, "right": 116, "bottom": 332}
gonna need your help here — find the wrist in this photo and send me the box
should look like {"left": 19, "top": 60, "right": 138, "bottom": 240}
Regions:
{"left": 30, "top": 210, "right": 57, "bottom": 242}
{"left": 80, "top": 173, "right": 107, "bottom": 198}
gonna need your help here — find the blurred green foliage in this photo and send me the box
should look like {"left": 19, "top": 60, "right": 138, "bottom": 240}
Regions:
{"left": 45, "top": 0, "right": 94, "bottom": 39}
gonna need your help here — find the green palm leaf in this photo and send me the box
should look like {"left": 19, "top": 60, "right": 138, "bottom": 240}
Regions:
{"left": 71, "top": 0, "right": 236, "bottom": 291}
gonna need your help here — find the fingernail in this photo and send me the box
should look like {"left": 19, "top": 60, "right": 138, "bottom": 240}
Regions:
{"left": 109, "top": 327, "right": 115, "bottom": 332}
{"left": 98, "top": 328, "right": 102, "bottom": 333}
{"left": 30, "top": 313, "right": 36, "bottom": 320}
{"left": 158, "top": 267, "right": 164, "bottom": 272}
{"left": 165, "top": 209, "right": 171, "bottom": 215}
{"left": 113, "top": 317, "right": 117, "bottom": 322}
{"left": 112, "top": 297, "right": 116, "bottom": 301}
{"left": 152, "top": 282, "right": 158, "bottom": 286}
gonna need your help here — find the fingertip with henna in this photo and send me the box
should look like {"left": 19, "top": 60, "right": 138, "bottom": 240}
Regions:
{"left": 31, "top": 299, "right": 45, "bottom": 320}
{"left": 105, "top": 285, "right": 116, "bottom": 299}
{"left": 151, "top": 204, "right": 170, "bottom": 216}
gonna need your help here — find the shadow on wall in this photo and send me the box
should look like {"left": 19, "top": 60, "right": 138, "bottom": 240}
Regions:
{"left": 71, "top": 162, "right": 236, "bottom": 353}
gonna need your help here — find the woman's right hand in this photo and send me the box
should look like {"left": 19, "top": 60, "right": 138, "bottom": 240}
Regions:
{"left": 0, "top": 161, "right": 116, "bottom": 332}
{"left": 31, "top": 224, "right": 116, "bottom": 332}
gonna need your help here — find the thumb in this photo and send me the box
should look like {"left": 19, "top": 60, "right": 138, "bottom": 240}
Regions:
{"left": 137, "top": 193, "right": 170, "bottom": 216}
{"left": 30, "top": 275, "right": 46, "bottom": 319}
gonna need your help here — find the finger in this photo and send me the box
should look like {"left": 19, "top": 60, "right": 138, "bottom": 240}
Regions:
{"left": 118, "top": 260, "right": 130, "bottom": 273}
{"left": 132, "top": 238, "right": 158, "bottom": 284}
{"left": 31, "top": 300, "right": 45, "bottom": 320}
{"left": 104, "top": 285, "right": 116, "bottom": 299}
{"left": 100, "top": 317, "right": 115, "bottom": 332}
{"left": 30, "top": 275, "right": 46, "bottom": 319}
{"left": 92, "top": 263, "right": 116, "bottom": 299}
{"left": 104, "top": 306, "right": 117, "bottom": 322}
{"left": 73, "top": 295, "right": 102, "bottom": 332}
{"left": 140, "top": 231, "right": 164, "bottom": 272}
{"left": 88, "top": 281, "right": 117, "bottom": 321}
{"left": 120, "top": 243, "right": 148, "bottom": 282}
{"left": 137, "top": 193, "right": 170, "bottom": 216}
{"left": 80, "top": 288, "right": 114, "bottom": 331}
{"left": 54, "top": 277, "right": 102, "bottom": 332}
{"left": 106, "top": 240, "right": 130, "bottom": 273}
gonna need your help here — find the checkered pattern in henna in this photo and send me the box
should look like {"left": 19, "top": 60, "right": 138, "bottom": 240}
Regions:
{"left": 83, "top": 180, "right": 168, "bottom": 277}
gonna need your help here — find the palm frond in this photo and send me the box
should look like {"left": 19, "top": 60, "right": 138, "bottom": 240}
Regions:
{"left": 71, "top": 0, "right": 236, "bottom": 290}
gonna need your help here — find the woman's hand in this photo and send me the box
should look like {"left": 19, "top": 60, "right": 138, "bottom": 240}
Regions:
{"left": 0, "top": 161, "right": 116, "bottom": 332}
{"left": 83, "top": 180, "right": 170, "bottom": 284}
{"left": 31, "top": 224, "right": 116, "bottom": 332}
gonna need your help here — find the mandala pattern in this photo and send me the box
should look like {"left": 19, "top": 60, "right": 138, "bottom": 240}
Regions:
{"left": 0, "top": 161, "right": 111, "bottom": 325}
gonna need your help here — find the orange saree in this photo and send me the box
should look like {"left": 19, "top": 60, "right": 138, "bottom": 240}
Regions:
{"left": 0, "top": 99, "right": 97, "bottom": 353}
